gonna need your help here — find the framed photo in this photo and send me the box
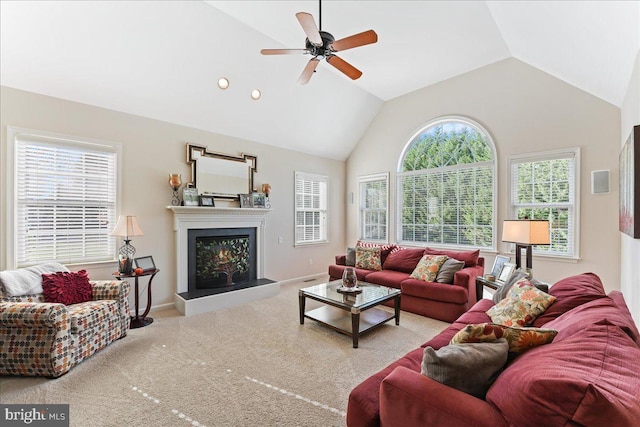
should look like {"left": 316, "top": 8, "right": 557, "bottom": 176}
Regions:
{"left": 134, "top": 256, "right": 156, "bottom": 272}
{"left": 239, "top": 193, "right": 253, "bottom": 208}
{"left": 620, "top": 125, "right": 639, "bottom": 238}
{"left": 183, "top": 188, "right": 199, "bottom": 206}
{"left": 497, "top": 262, "right": 516, "bottom": 284}
{"left": 490, "top": 255, "right": 510, "bottom": 278}
{"left": 199, "top": 195, "right": 215, "bottom": 207}
{"left": 252, "top": 192, "right": 266, "bottom": 208}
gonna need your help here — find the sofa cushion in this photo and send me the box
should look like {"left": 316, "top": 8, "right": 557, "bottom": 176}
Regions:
{"left": 608, "top": 290, "right": 640, "bottom": 347}
{"left": 382, "top": 247, "right": 425, "bottom": 274}
{"left": 424, "top": 247, "right": 479, "bottom": 268}
{"left": 355, "top": 246, "right": 382, "bottom": 271}
{"left": 363, "top": 270, "right": 409, "bottom": 289}
{"left": 435, "top": 258, "right": 465, "bottom": 284}
{"left": 410, "top": 255, "right": 448, "bottom": 282}
{"left": 67, "top": 299, "right": 119, "bottom": 334}
{"left": 422, "top": 339, "right": 508, "bottom": 399}
{"left": 450, "top": 323, "right": 558, "bottom": 354}
{"left": 42, "top": 270, "right": 92, "bottom": 305}
{"left": 532, "top": 272, "right": 607, "bottom": 327}
{"left": 544, "top": 296, "right": 640, "bottom": 345}
{"left": 401, "top": 278, "right": 468, "bottom": 304}
{"left": 487, "top": 279, "right": 556, "bottom": 327}
{"left": 486, "top": 323, "right": 640, "bottom": 427}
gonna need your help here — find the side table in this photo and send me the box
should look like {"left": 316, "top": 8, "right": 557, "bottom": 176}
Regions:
{"left": 113, "top": 269, "right": 159, "bottom": 328}
{"left": 475, "top": 275, "right": 502, "bottom": 302}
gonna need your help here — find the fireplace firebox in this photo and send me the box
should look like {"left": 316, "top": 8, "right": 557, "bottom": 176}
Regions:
{"left": 188, "top": 228, "right": 256, "bottom": 291}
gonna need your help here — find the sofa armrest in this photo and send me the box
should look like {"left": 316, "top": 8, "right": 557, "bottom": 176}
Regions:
{"left": 380, "top": 366, "right": 507, "bottom": 427}
{"left": 0, "top": 302, "right": 68, "bottom": 328}
{"left": 335, "top": 255, "right": 346, "bottom": 265}
{"left": 453, "top": 263, "right": 485, "bottom": 303}
{"left": 91, "top": 280, "right": 131, "bottom": 333}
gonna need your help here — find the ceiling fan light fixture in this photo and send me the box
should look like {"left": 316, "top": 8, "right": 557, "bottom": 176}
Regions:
{"left": 251, "top": 89, "right": 261, "bottom": 100}
{"left": 217, "top": 78, "right": 230, "bottom": 90}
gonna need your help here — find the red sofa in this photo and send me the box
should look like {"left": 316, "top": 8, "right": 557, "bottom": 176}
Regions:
{"left": 346, "top": 273, "right": 640, "bottom": 427}
{"left": 328, "top": 246, "right": 484, "bottom": 323}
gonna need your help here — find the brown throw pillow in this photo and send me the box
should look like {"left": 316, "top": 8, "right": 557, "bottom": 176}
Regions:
{"left": 435, "top": 258, "right": 465, "bottom": 284}
{"left": 421, "top": 339, "right": 509, "bottom": 399}
{"left": 345, "top": 247, "right": 356, "bottom": 266}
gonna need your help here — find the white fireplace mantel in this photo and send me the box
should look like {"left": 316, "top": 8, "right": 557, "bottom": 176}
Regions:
{"left": 167, "top": 206, "right": 276, "bottom": 315}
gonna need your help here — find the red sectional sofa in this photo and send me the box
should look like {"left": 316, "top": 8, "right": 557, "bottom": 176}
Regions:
{"left": 346, "top": 273, "right": 640, "bottom": 427}
{"left": 328, "top": 246, "right": 484, "bottom": 323}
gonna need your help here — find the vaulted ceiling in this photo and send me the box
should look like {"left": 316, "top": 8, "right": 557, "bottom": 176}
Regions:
{"left": 1, "top": 1, "right": 638, "bottom": 160}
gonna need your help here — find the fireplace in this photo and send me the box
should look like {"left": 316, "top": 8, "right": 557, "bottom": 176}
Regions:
{"left": 168, "top": 206, "right": 278, "bottom": 316}
{"left": 188, "top": 228, "right": 256, "bottom": 291}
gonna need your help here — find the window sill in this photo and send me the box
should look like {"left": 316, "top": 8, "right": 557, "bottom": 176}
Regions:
{"left": 294, "top": 240, "right": 330, "bottom": 248}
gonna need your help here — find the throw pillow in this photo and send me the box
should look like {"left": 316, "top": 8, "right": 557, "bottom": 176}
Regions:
{"left": 355, "top": 246, "right": 382, "bottom": 271}
{"left": 424, "top": 247, "right": 479, "bottom": 267}
{"left": 492, "top": 269, "right": 547, "bottom": 303}
{"left": 42, "top": 270, "right": 92, "bottom": 305}
{"left": 0, "top": 262, "right": 70, "bottom": 296}
{"left": 382, "top": 247, "right": 425, "bottom": 274}
{"left": 345, "top": 247, "right": 356, "bottom": 267}
{"left": 410, "top": 255, "right": 448, "bottom": 282}
{"left": 421, "top": 339, "right": 509, "bottom": 399}
{"left": 356, "top": 240, "right": 396, "bottom": 264}
{"left": 435, "top": 258, "right": 465, "bottom": 284}
{"left": 450, "top": 323, "right": 558, "bottom": 354}
{"left": 487, "top": 278, "right": 556, "bottom": 327}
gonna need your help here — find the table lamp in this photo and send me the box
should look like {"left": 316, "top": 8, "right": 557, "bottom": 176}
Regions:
{"left": 502, "top": 219, "right": 550, "bottom": 276}
{"left": 110, "top": 215, "right": 144, "bottom": 274}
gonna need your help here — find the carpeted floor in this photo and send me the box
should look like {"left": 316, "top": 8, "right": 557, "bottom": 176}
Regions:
{"left": 0, "top": 279, "right": 449, "bottom": 427}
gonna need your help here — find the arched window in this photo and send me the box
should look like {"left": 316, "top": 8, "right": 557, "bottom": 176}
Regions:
{"left": 397, "top": 117, "right": 496, "bottom": 249}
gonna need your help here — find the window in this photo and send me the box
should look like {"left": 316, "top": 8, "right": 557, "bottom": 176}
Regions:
{"left": 397, "top": 117, "right": 496, "bottom": 249}
{"left": 359, "top": 173, "right": 389, "bottom": 242}
{"left": 509, "top": 148, "right": 580, "bottom": 258}
{"left": 295, "top": 171, "right": 328, "bottom": 245}
{"left": 7, "top": 128, "right": 120, "bottom": 267}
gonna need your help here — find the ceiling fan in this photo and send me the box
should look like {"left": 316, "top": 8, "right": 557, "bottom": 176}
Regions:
{"left": 260, "top": 0, "right": 378, "bottom": 85}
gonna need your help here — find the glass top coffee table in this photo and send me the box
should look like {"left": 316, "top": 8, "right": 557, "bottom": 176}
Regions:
{"left": 298, "top": 280, "right": 401, "bottom": 348}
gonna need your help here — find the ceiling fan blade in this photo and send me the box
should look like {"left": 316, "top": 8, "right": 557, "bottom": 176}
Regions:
{"left": 326, "top": 55, "right": 363, "bottom": 80}
{"left": 331, "top": 30, "right": 378, "bottom": 52}
{"left": 297, "top": 58, "right": 320, "bottom": 85}
{"left": 261, "top": 48, "right": 308, "bottom": 55}
{"left": 296, "top": 12, "right": 322, "bottom": 47}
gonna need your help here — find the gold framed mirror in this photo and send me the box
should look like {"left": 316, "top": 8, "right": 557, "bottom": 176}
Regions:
{"left": 186, "top": 143, "right": 257, "bottom": 200}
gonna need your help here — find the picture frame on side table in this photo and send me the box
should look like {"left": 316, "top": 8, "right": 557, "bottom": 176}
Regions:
{"left": 199, "top": 195, "right": 215, "bottom": 207}
{"left": 496, "top": 262, "right": 516, "bottom": 284}
{"left": 134, "top": 256, "right": 156, "bottom": 272}
{"left": 239, "top": 193, "right": 253, "bottom": 208}
{"left": 252, "top": 192, "right": 266, "bottom": 208}
{"left": 182, "top": 188, "right": 199, "bottom": 206}
{"left": 490, "top": 255, "right": 510, "bottom": 278}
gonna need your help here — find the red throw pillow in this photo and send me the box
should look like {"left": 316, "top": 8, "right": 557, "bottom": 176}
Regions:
{"left": 42, "top": 270, "right": 92, "bottom": 305}
{"left": 424, "top": 247, "right": 479, "bottom": 267}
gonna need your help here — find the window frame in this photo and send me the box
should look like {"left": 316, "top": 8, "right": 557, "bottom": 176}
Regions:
{"left": 396, "top": 116, "right": 498, "bottom": 251}
{"left": 294, "top": 171, "right": 329, "bottom": 246}
{"left": 358, "top": 172, "right": 389, "bottom": 243}
{"left": 507, "top": 147, "right": 581, "bottom": 260}
{"left": 6, "top": 126, "right": 122, "bottom": 268}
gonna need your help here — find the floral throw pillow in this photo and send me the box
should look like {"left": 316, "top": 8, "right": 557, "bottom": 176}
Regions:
{"left": 410, "top": 255, "right": 448, "bottom": 282}
{"left": 42, "top": 270, "right": 92, "bottom": 305}
{"left": 486, "top": 278, "right": 556, "bottom": 327}
{"left": 450, "top": 323, "right": 558, "bottom": 354}
{"left": 355, "top": 246, "right": 382, "bottom": 271}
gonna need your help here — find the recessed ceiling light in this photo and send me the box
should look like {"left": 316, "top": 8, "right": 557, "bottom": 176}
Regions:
{"left": 251, "top": 89, "right": 261, "bottom": 100}
{"left": 218, "top": 78, "right": 229, "bottom": 90}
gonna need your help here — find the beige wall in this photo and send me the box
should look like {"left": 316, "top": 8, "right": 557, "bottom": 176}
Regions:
{"left": 346, "top": 58, "right": 621, "bottom": 291}
{"left": 621, "top": 50, "right": 640, "bottom": 325}
{"left": 0, "top": 86, "right": 345, "bottom": 309}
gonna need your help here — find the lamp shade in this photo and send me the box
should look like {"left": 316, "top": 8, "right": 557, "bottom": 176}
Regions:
{"left": 110, "top": 216, "right": 144, "bottom": 238}
{"left": 502, "top": 220, "right": 550, "bottom": 245}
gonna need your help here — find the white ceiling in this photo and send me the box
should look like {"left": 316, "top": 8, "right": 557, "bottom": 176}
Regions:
{"left": 1, "top": 1, "right": 638, "bottom": 161}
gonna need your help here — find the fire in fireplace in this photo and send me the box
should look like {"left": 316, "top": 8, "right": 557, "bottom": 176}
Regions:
{"left": 188, "top": 228, "right": 256, "bottom": 291}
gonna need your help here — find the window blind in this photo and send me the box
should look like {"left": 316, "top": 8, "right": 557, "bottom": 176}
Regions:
{"left": 295, "top": 172, "right": 328, "bottom": 244}
{"left": 359, "top": 173, "right": 388, "bottom": 242}
{"left": 15, "top": 135, "right": 118, "bottom": 266}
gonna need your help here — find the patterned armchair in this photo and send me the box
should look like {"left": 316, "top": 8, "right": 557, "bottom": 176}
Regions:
{"left": 0, "top": 267, "right": 130, "bottom": 378}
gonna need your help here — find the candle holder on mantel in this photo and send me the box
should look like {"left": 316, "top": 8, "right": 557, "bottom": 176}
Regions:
{"left": 169, "top": 173, "right": 182, "bottom": 206}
